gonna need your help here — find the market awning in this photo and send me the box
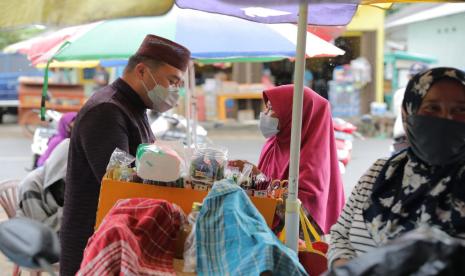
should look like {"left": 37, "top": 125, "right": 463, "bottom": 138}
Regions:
{"left": 384, "top": 51, "right": 437, "bottom": 64}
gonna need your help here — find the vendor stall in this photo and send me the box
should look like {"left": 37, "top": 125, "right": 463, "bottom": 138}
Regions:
{"left": 384, "top": 51, "right": 437, "bottom": 108}
{"left": 17, "top": 77, "right": 85, "bottom": 126}
{"left": 87, "top": 143, "right": 301, "bottom": 275}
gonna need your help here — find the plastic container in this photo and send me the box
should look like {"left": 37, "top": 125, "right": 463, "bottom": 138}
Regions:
{"left": 183, "top": 202, "right": 202, "bottom": 273}
{"left": 189, "top": 145, "right": 228, "bottom": 189}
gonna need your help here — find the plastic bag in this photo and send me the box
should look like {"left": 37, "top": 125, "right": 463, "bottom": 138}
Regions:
{"left": 326, "top": 226, "right": 465, "bottom": 276}
{"left": 136, "top": 143, "right": 184, "bottom": 183}
{"left": 105, "top": 148, "right": 136, "bottom": 182}
{"left": 225, "top": 166, "right": 241, "bottom": 184}
{"left": 238, "top": 163, "right": 253, "bottom": 189}
{"left": 280, "top": 205, "right": 328, "bottom": 276}
{"left": 183, "top": 202, "right": 202, "bottom": 273}
{"left": 224, "top": 164, "right": 256, "bottom": 195}
{"left": 153, "top": 140, "right": 189, "bottom": 177}
{"left": 252, "top": 173, "right": 270, "bottom": 190}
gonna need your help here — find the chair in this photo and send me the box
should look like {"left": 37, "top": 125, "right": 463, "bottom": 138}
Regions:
{"left": 0, "top": 179, "right": 19, "bottom": 219}
{"left": 0, "top": 179, "right": 59, "bottom": 276}
{"left": 0, "top": 179, "right": 21, "bottom": 276}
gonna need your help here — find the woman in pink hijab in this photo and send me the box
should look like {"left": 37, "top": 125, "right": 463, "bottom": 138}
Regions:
{"left": 231, "top": 85, "right": 345, "bottom": 233}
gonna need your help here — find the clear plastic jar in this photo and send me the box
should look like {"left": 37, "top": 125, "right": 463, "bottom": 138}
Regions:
{"left": 189, "top": 145, "right": 228, "bottom": 188}
{"left": 183, "top": 202, "right": 202, "bottom": 272}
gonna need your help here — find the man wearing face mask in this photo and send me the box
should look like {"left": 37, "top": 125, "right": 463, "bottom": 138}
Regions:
{"left": 60, "top": 34, "right": 190, "bottom": 275}
{"left": 229, "top": 85, "right": 345, "bottom": 235}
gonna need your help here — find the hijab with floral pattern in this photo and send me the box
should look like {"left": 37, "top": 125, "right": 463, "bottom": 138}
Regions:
{"left": 363, "top": 67, "right": 465, "bottom": 245}
{"left": 402, "top": 67, "right": 465, "bottom": 117}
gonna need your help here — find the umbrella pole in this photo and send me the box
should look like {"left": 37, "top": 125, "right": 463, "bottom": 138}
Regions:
{"left": 185, "top": 61, "right": 193, "bottom": 148}
{"left": 189, "top": 61, "right": 198, "bottom": 146}
{"left": 285, "top": 0, "right": 308, "bottom": 252}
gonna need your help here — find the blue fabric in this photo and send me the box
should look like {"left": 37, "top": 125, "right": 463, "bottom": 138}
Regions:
{"left": 196, "top": 179, "right": 307, "bottom": 276}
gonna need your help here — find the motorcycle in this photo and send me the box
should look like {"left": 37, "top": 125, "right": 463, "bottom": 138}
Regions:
{"left": 30, "top": 110, "right": 62, "bottom": 170}
{"left": 0, "top": 217, "right": 59, "bottom": 276}
{"left": 148, "top": 111, "right": 211, "bottom": 146}
{"left": 333, "top": 118, "right": 360, "bottom": 174}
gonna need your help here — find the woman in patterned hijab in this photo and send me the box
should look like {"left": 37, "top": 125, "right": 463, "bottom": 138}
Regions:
{"left": 364, "top": 67, "right": 465, "bottom": 243}
{"left": 328, "top": 67, "right": 465, "bottom": 268}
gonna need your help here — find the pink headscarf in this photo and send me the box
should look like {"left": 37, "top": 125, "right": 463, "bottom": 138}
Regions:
{"left": 257, "top": 85, "right": 344, "bottom": 233}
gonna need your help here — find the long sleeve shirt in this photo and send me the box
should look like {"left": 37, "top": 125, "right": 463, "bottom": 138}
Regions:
{"left": 327, "top": 159, "right": 385, "bottom": 265}
{"left": 328, "top": 157, "right": 465, "bottom": 267}
{"left": 60, "top": 78, "right": 155, "bottom": 275}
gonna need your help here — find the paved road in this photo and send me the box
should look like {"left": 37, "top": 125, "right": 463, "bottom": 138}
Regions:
{"left": 0, "top": 119, "right": 32, "bottom": 181}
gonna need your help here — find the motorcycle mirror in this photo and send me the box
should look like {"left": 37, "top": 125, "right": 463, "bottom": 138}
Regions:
{"left": 0, "top": 218, "right": 59, "bottom": 270}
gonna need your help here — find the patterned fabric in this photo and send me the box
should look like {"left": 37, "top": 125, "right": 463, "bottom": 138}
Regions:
{"left": 77, "top": 198, "right": 185, "bottom": 276}
{"left": 196, "top": 179, "right": 307, "bottom": 276}
{"left": 364, "top": 67, "right": 465, "bottom": 245}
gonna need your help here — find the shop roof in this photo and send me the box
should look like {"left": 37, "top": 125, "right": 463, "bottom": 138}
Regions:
{"left": 385, "top": 3, "right": 465, "bottom": 29}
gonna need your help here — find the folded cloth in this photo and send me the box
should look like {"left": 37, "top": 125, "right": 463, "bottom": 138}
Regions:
{"left": 196, "top": 179, "right": 307, "bottom": 276}
{"left": 77, "top": 198, "right": 185, "bottom": 276}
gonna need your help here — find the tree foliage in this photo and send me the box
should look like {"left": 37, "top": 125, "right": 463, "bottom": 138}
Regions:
{"left": 0, "top": 27, "right": 45, "bottom": 50}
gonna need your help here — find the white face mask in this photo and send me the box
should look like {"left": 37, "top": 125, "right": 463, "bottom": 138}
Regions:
{"left": 259, "top": 112, "right": 279, "bottom": 138}
{"left": 141, "top": 70, "right": 179, "bottom": 113}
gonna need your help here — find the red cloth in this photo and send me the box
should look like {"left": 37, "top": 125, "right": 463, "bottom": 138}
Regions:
{"left": 77, "top": 198, "right": 185, "bottom": 276}
{"left": 257, "top": 85, "right": 345, "bottom": 233}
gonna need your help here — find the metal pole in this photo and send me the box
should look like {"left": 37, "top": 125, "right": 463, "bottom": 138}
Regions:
{"left": 189, "top": 61, "right": 198, "bottom": 147}
{"left": 185, "top": 62, "right": 192, "bottom": 148}
{"left": 285, "top": 0, "right": 308, "bottom": 253}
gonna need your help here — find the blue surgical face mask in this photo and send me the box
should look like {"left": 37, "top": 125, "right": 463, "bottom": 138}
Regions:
{"left": 259, "top": 112, "right": 279, "bottom": 138}
{"left": 141, "top": 70, "right": 179, "bottom": 113}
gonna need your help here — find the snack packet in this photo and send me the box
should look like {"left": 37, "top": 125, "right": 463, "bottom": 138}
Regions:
{"left": 105, "top": 148, "right": 136, "bottom": 182}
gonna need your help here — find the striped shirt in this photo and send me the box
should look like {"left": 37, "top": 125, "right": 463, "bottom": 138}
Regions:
{"left": 328, "top": 158, "right": 465, "bottom": 265}
{"left": 328, "top": 158, "right": 386, "bottom": 264}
